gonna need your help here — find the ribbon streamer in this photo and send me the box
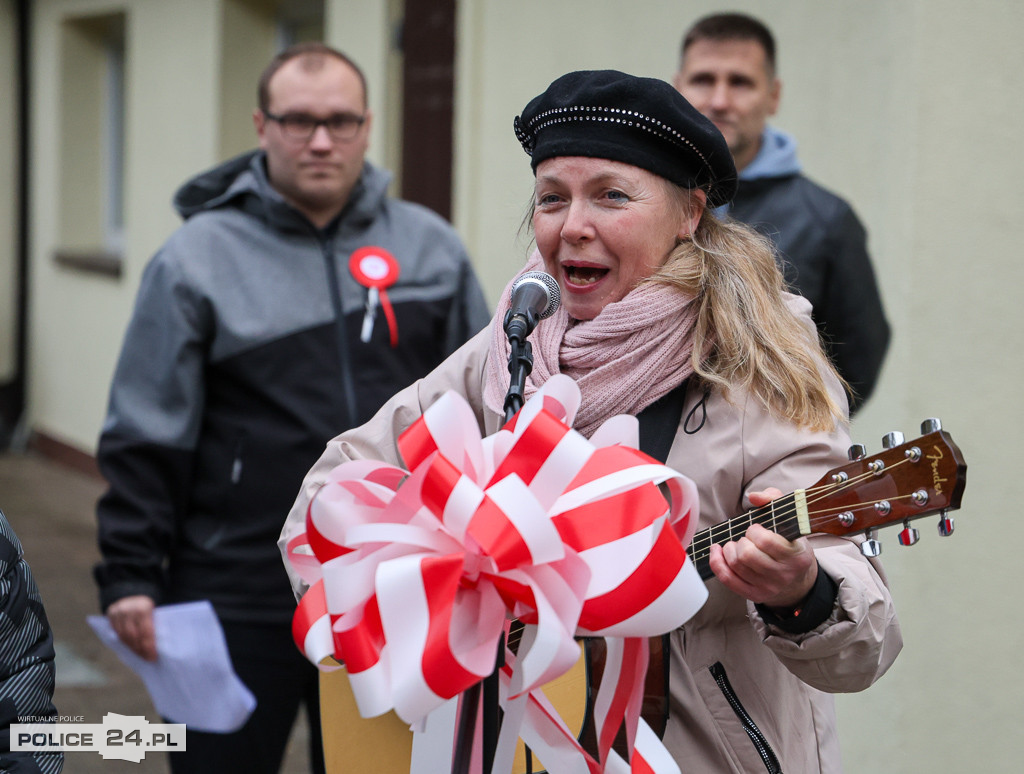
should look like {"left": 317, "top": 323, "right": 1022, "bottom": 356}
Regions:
{"left": 350, "top": 246, "right": 400, "bottom": 347}
{"left": 289, "top": 374, "right": 708, "bottom": 772}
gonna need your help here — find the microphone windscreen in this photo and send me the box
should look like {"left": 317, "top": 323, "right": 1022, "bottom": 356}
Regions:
{"left": 510, "top": 271, "right": 560, "bottom": 318}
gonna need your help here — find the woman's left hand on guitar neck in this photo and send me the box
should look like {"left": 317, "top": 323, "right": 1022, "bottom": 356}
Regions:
{"left": 707, "top": 488, "right": 820, "bottom": 613}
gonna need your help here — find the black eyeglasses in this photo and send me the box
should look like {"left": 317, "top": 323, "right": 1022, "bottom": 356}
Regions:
{"left": 263, "top": 111, "right": 367, "bottom": 141}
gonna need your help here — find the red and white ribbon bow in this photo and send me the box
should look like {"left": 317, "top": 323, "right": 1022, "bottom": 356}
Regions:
{"left": 288, "top": 374, "right": 707, "bottom": 772}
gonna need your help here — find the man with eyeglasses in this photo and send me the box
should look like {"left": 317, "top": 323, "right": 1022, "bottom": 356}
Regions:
{"left": 93, "top": 42, "right": 488, "bottom": 774}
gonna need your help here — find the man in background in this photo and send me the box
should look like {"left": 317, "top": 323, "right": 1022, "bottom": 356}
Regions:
{"left": 675, "top": 12, "right": 890, "bottom": 413}
{"left": 93, "top": 42, "right": 489, "bottom": 773}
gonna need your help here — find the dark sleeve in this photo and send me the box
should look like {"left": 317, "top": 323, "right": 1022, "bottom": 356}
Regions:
{"left": 754, "top": 561, "right": 839, "bottom": 634}
{"left": 93, "top": 437, "right": 195, "bottom": 611}
{"left": 0, "top": 511, "right": 64, "bottom": 774}
{"left": 816, "top": 207, "right": 891, "bottom": 413}
{"left": 92, "top": 250, "right": 207, "bottom": 612}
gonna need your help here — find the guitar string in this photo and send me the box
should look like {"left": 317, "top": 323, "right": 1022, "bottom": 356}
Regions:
{"left": 687, "top": 492, "right": 925, "bottom": 565}
{"left": 688, "top": 456, "right": 922, "bottom": 564}
{"left": 693, "top": 455, "right": 913, "bottom": 542}
{"left": 690, "top": 472, "right": 906, "bottom": 556}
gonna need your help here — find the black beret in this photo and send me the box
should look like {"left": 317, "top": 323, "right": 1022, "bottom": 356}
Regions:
{"left": 514, "top": 70, "right": 737, "bottom": 208}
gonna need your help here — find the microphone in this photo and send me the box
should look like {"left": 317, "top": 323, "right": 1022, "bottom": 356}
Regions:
{"left": 503, "top": 271, "right": 560, "bottom": 342}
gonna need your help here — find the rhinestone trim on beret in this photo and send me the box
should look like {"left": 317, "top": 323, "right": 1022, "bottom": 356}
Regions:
{"left": 514, "top": 104, "right": 711, "bottom": 171}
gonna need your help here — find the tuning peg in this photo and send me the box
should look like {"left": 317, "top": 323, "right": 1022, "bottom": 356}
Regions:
{"left": 898, "top": 520, "right": 920, "bottom": 546}
{"left": 860, "top": 528, "right": 882, "bottom": 557}
{"left": 882, "top": 431, "right": 905, "bottom": 449}
{"left": 848, "top": 443, "right": 867, "bottom": 461}
{"left": 921, "top": 418, "right": 942, "bottom": 434}
{"left": 937, "top": 510, "right": 955, "bottom": 537}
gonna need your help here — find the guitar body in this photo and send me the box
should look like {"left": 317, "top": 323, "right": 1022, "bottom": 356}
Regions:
{"left": 318, "top": 425, "right": 967, "bottom": 773}
{"left": 320, "top": 643, "right": 591, "bottom": 774}
{"left": 320, "top": 667, "right": 414, "bottom": 773}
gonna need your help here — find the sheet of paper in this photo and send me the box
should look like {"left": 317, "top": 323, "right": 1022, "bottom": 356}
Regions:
{"left": 88, "top": 600, "right": 256, "bottom": 733}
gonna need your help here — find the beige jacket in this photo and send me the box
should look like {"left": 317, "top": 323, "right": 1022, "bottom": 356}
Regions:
{"left": 280, "top": 298, "right": 902, "bottom": 773}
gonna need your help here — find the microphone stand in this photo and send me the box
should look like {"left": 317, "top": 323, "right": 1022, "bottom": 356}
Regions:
{"left": 451, "top": 321, "right": 535, "bottom": 774}
{"left": 503, "top": 308, "right": 537, "bottom": 422}
{"left": 503, "top": 339, "right": 532, "bottom": 422}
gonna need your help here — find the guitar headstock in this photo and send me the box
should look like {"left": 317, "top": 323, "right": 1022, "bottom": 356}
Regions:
{"left": 806, "top": 419, "right": 967, "bottom": 555}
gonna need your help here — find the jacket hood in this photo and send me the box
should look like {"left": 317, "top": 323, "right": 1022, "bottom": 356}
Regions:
{"left": 171, "top": 150, "right": 392, "bottom": 232}
{"left": 740, "top": 126, "right": 802, "bottom": 182}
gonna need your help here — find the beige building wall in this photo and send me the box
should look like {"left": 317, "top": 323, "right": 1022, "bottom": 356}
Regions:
{"left": 22, "top": 0, "right": 1021, "bottom": 770}
{"left": 29, "top": 0, "right": 221, "bottom": 448}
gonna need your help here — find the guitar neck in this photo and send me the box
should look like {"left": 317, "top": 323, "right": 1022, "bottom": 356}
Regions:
{"left": 684, "top": 427, "right": 967, "bottom": 582}
{"left": 687, "top": 494, "right": 804, "bottom": 581}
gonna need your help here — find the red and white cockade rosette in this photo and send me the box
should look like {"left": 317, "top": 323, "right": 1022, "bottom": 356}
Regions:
{"left": 288, "top": 374, "right": 708, "bottom": 774}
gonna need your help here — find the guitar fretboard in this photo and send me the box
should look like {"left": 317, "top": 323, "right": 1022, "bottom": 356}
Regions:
{"left": 686, "top": 493, "right": 803, "bottom": 580}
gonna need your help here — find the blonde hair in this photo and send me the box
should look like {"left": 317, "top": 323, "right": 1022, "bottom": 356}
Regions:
{"left": 648, "top": 189, "right": 847, "bottom": 431}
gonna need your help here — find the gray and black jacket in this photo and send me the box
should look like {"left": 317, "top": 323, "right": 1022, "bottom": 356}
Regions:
{"left": 93, "top": 151, "right": 490, "bottom": 624}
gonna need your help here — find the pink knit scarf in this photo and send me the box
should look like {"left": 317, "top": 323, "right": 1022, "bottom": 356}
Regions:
{"left": 485, "top": 252, "right": 699, "bottom": 437}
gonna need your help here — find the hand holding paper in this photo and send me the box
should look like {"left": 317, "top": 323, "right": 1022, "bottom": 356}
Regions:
{"left": 89, "top": 600, "right": 256, "bottom": 733}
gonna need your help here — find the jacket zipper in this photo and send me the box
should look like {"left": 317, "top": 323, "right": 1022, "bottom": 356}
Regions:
{"left": 230, "top": 439, "right": 244, "bottom": 484}
{"left": 710, "top": 662, "right": 783, "bottom": 774}
{"left": 320, "top": 235, "right": 359, "bottom": 429}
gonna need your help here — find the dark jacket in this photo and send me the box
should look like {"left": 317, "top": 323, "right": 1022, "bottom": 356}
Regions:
{"left": 94, "top": 152, "right": 490, "bottom": 623}
{"left": 0, "top": 510, "right": 63, "bottom": 773}
{"left": 723, "top": 127, "right": 890, "bottom": 412}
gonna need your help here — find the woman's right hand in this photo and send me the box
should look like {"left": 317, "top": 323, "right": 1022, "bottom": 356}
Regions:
{"left": 107, "top": 595, "right": 158, "bottom": 661}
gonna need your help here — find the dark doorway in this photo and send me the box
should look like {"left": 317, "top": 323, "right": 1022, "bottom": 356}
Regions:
{"left": 400, "top": 0, "right": 456, "bottom": 221}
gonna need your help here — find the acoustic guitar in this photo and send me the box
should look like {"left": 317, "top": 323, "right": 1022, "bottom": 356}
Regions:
{"left": 319, "top": 422, "right": 967, "bottom": 773}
